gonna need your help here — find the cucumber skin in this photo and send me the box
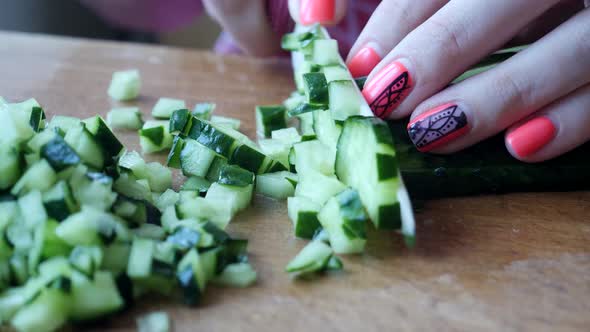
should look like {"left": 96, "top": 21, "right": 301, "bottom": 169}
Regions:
{"left": 389, "top": 121, "right": 590, "bottom": 199}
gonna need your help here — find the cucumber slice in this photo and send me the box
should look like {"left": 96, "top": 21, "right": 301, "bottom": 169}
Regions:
{"left": 42, "top": 181, "right": 78, "bottom": 221}
{"left": 180, "top": 176, "right": 211, "bottom": 195}
{"left": 336, "top": 116, "right": 402, "bottom": 229}
{"left": 83, "top": 115, "right": 124, "bottom": 162}
{"left": 217, "top": 164, "right": 254, "bottom": 187}
{"left": 287, "top": 196, "right": 321, "bottom": 238}
{"left": 206, "top": 183, "right": 253, "bottom": 216}
{"left": 140, "top": 120, "right": 173, "bottom": 154}
{"left": 152, "top": 98, "right": 186, "bottom": 119}
{"left": 303, "top": 73, "right": 329, "bottom": 106}
{"left": 256, "top": 105, "right": 287, "bottom": 138}
{"left": 312, "top": 109, "right": 342, "bottom": 148}
{"left": 40, "top": 135, "right": 81, "bottom": 171}
{"left": 312, "top": 39, "right": 340, "bottom": 66}
{"left": 212, "top": 262, "right": 257, "bottom": 288}
{"left": 293, "top": 140, "right": 335, "bottom": 176}
{"left": 64, "top": 123, "right": 104, "bottom": 169}
{"left": 328, "top": 80, "right": 362, "bottom": 121}
{"left": 295, "top": 170, "right": 346, "bottom": 205}
{"left": 106, "top": 107, "right": 144, "bottom": 130}
{"left": 11, "top": 288, "right": 70, "bottom": 332}
{"left": 137, "top": 311, "right": 170, "bottom": 332}
{"left": 169, "top": 109, "right": 192, "bottom": 135}
{"left": 192, "top": 102, "right": 216, "bottom": 120}
{"left": 211, "top": 115, "right": 241, "bottom": 130}
{"left": 256, "top": 171, "right": 297, "bottom": 200}
{"left": 271, "top": 127, "right": 301, "bottom": 145}
{"left": 322, "top": 65, "right": 351, "bottom": 83}
{"left": 0, "top": 145, "right": 21, "bottom": 190}
{"left": 318, "top": 189, "right": 368, "bottom": 254}
{"left": 176, "top": 196, "right": 232, "bottom": 229}
{"left": 107, "top": 69, "right": 141, "bottom": 101}
{"left": 70, "top": 271, "right": 124, "bottom": 320}
{"left": 258, "top": 139, "right": 290, "bottom": 168}
{"left": 285, "top": 240, "right": 333, "bottom": 276}
{"left": 180, "top": 139, "right": 217, "bottom": 178}
{"left": 11, "top": 160, "right": 57, "bottom": 196}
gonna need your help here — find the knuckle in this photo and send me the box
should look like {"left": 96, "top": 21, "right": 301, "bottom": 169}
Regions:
{"left": 491, "top": 73, "right": 532, "bottom": 117}
{"left": 421, "top": 18, "right": 467, "bottom": 62}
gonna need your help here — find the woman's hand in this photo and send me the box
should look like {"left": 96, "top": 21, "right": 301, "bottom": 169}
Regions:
{"left": 292, "top": 0, "right": 590, "bottom": 162}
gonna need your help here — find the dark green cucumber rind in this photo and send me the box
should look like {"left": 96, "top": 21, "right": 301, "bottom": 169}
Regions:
{"left": 29, "top": 107, "right": 45, "bottom": 132}
{"left": 84, "top": 116, "right": 124, "bottom": 161}
{"left": 217, "top": 165, "right": 254, "bottom": 187}
{"left": 205, "top": 157, "right": 228, "bottom": 182}
{"left": 303, "top": 73, "right": 329, "bottom": 106}
{"left": 354, "top": 76, "right": 367, "bottom": 90}
{"left": 41, "top": 136, "right": 81, "bottom": 171}
{"left": 388, "top": 121, "right": 590, "bottom": 199}
{"left": 256, "top": 106, "right": 287, "bottom": 138}
{"left": 180, "top": 176, "right": 211, "bottom": 193}
{"left": 169, "top": 109, "right": 191, "bottom": 134}
{"left": 336, "top": 189, "right": 367, "bottom": 240}
{"left": 287, "top": 103, "right": 324, "bottom": 117}
{"left": 266, "top": 160, "right": 288, "bottom": 173}
{"left": 193, "top": 122, "right": 235, "bottom": 158}
{"left": 295, "top": 212, "right": 321, "bottom": 239}
{"left": 139, "top": 126, "right": 164, "bottom": 146}
{"left": 376, "top": 154, "right": 398, "bottom": 181}
{"left": 166, "top": 136, "right": 184, "bottom": 168}
{"left": 378, "top": 203, "right": 401, "bottom": 230}
{"left": 229, "top": 144, "right": 265, "bottom": 174}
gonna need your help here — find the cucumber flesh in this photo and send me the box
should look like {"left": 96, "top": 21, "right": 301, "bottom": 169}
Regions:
{"left": 152, "top": 98, "right": 186, "bottom": 119}
{"left": 107, "top": 69, "right": 141, "bottom": 101}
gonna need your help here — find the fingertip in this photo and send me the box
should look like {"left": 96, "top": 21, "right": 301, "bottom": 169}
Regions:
{"left": 292, "top": 0, "right": 347, "bottom": 26}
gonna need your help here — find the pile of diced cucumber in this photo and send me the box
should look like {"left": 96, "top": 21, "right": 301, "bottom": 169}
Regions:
{"left": 0, "top": 23, "right": 415, "bottom": 332}
{"left": 0, "top": 96, "right": 258, "bottom": 332}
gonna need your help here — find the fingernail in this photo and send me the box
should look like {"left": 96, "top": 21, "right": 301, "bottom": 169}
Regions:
{"left": 407, "top": 103, "right": 469, "bottom": 152}
{"left": 300, "top": 0, "right": 335, "bottom": 25}
{"left": 348, "top": 45, "right": 381, "bottom": 78}
{"left": 506, "top": 116, "right": 556, "bottom": 158}
{"left": 362, "top": 61, "right": 413, "bottom": 118}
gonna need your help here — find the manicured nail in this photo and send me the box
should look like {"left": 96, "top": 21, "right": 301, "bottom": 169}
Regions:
{"left": 407, "top": 103, "right": 469, "bottom": 152}
{"left": 300, "top": 0, "right": 335, "bottom": 25}
{"left": 362, "top": 61, "right": 412, "bottom": 118}
{"left": 506, "top": 116, "right": 556, "bottom": 158}
{"left": 348, "top": 45, "right": 381, "bottom": 78}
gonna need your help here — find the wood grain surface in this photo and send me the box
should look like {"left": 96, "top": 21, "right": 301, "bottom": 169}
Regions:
{"left": 1, "top": 31, "right": 589, "bottom": 332}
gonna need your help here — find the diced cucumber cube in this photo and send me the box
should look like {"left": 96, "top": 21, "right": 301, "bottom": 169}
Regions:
{"left": 152, "top": 98, "right": 186, "bottom": 119}
{"left": 107, "top": 69, "right": 141, "bottom": 101}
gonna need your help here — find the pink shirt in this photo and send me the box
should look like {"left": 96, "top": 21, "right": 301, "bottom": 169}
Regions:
{"left": 82, "top": 0, "right": 380, "bottom": 56}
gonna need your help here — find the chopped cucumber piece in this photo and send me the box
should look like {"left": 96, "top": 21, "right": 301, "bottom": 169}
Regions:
{"left": 140, "top": 120, "right": 174, "bottom": 154}
{"left": 256, "top": 105, "right": 287, "bottom": 138}
{"left": 295, "top": 170, "right": 346, "bottom": 206}
{"left": 11, "top": 288, "right": 70, "bottom": 332}
{"left": 258, "top": 139, "right": 290, "bottom": 168}
{"left": 64, "top": 123, "right": 104, "bottom": 169}
{"left": 70, "top": 271, "right": 124, "bottom": 320}
{"left": 328, "top": 80, "right": 362, "bottom": 121}
{"left": 312, "top": 109, "right": 342, "bottom": 148}
{"left": 287, "top": 196, "right": 321, "bottom": 239}
{"left": 11, "top": 160, "right": 57, "bottom": 196}
{"left": 0, "top": 146, "right": 21, "bottom": 190}
{"left": 152, "top": 98, "right": 186, "bottom": 119}
{"left": 40, "top": 135, "right": 81, "bottom": 171}
{"left": 107, "top": 69, "right": 141, "bottom": 101}
{"left": 318, "top": 189, "right": 368, "bottom": 254}
{"left": 192, "top": 102, "right": 216, "bottom": 120}
{"left": 286, "top": 240, "right": 333, "bottom": 277}
{"left": 256, "top": 171, "right": 297, "bottom": 200}
{"left": 336, "top": 116, "right": 401, "bottom": 229}
{"left": 211, "top": 115, "right": 241, "bottom": 130}
{"left": 303, "top": 73, "right": 329, "bottom": 106}
{"left": 180, "top": 139, "right": 217, "bottom": 178}
{"left": 206, "top": 183, "right": 253, "bottom": 217}
{"left": 322, "top": 65, "right": 351, "bottom": 83}
{"left": 177, "top": 196, "right": 232, "bottom": 229}
{"left": 106, "top": 107, "right": 144, "bottom": 130}
{"left": 293, "top": 140, "right": 335, "bottom": 176}
{"left": 312, "top": 39, "right": 340, "bottom": 66}
{"left": 217, "top": 164, "right": 254, "bottom": 187}
{"left": 212, "top": 263, "right": 257, "bottom": 288}
{"left": 271, "top": 127, "right": 301, "bottom": 145}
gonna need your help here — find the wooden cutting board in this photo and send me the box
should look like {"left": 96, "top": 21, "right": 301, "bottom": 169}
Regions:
{"left": 1, "top": 31, "right": 589, "bottom": 332}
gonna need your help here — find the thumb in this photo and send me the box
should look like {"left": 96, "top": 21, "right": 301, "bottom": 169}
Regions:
{"left": 288, "top": 0, "right": 348, "bottom": 26}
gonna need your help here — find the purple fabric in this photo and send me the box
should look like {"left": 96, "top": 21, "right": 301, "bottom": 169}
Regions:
{"left": 83, "top": 0, "right": 381, "bottom": 56}
{"left": 81, "top": 0, "right": 204, "bottom": 32}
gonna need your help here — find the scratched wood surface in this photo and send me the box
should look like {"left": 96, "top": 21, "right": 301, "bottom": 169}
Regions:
{"left": 1, "top": 31, "right": 589, "bottom": 332}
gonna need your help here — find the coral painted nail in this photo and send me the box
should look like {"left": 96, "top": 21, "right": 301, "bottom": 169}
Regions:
{"left": 348, "top": 46, "right": 381, "bottom": 78}
{"left": 506, "top": 116, "right": 556, "bottom": 158}
{"left": 407, "top": 103, "right": 469, "bottom": 152}
{"left": 300, "top": 0, "right": 335, "bottom": 25}
{"left": 362, "top": 61, "right": 412, "bottom": 118}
